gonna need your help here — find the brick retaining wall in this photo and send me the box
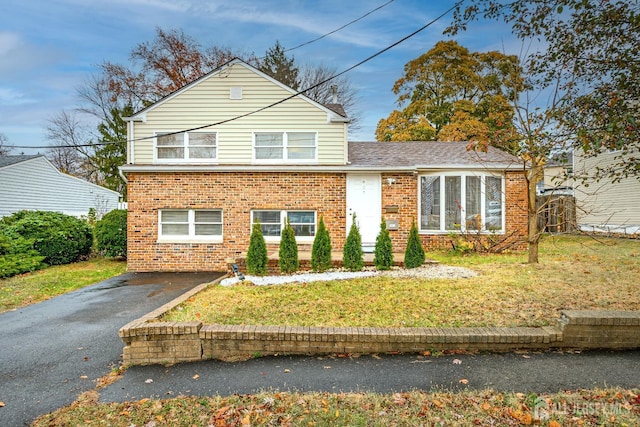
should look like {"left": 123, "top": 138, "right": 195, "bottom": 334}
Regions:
{"left": 119, "top": 281, "right": 640, "bottom": 364}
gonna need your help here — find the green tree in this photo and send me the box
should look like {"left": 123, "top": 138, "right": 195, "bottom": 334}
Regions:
{"left": 279, "top": 219, "right": 299, "bottom": 274}
{"left": 376, "top": 41, "right": 523, "bottom": 153}
{"left": 374, "top": 219, "right": 394, "bottom": 271}
{"left": 260, "top": 41, "right": 300, "bottom": 90}
{"left": 404, "top": 221, "right": 425, "bottom": 269}
{"left": 448, "top": 0, "right": 640, "bottom": 180}
{"left": 91, "top": 105, "right": 132, "bottom": 196}
{"left": 246, "top": 222, "right": 268, "bottom": 276}
{"left": 311, "top": 216, "right": 332, "bottom": 272}
{"left": 343, "top": 214, "right": 364, "bottom": 272}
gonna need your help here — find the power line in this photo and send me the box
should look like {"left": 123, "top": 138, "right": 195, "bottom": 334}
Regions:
{"left": 14, "top": 1, "right": 462, "bottom": 150}
{"left": 284, "top": 0, "right": 395, "bottom": 53}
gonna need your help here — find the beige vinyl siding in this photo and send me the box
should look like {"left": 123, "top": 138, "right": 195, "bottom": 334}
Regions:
{"left": 131, "top": 64, "right": 346, "bottom": 165}
{"left": 574, "top": 150, "right": 640, "bottom": 228}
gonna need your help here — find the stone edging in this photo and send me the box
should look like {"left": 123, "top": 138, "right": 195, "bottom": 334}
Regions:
{"left": 119, "top": 278, "right": 640, "bottom": 365}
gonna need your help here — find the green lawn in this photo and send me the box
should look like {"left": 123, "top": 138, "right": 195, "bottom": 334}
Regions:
{"left": 163, "top": 235, "right": 640, "bottom": 327}
{"left": 0, "top": 257, "right": 127, "bottom": 313}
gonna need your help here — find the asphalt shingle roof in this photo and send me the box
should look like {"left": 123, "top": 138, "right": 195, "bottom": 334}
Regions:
{"left": 348, "top": 141, "right": 521, "bottom": 170}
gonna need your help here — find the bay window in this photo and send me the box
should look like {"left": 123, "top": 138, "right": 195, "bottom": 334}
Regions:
{"left": 420, "top": 173, "right": 504, "bottom": 232}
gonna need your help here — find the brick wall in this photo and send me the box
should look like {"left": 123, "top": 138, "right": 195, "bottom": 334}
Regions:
{"left": 120, "top": 310, "right": 640, "bottom": 365}
{"left": 127, "top": 170, "right": 528, "bottom": 272}
{"left": 127, "top": 172, "right": 347, "bottom": 272}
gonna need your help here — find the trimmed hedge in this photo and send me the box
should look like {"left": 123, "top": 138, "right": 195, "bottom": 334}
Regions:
{"left": 1, "top": 211, "right": 93, "bottom": 266}
{"left": 404, "top": 221, "right": 425, "bottom": 269}
{"left": 0, "top": 224, "right": 46, "bottom": 278}
{"left": 95, "top": 209, "right": 127, "bottom": 258}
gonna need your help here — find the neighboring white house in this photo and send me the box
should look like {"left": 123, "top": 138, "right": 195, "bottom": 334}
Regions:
{"left": 0, "top": 155, "right": 121, "bottom": 218}
{"left": 574, "top": 149, "right": 640, "bottom": 235}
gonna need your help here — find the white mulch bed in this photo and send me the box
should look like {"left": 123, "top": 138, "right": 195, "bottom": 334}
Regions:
{"left": 220, "top": 264, "right": 477, "bottom": 286}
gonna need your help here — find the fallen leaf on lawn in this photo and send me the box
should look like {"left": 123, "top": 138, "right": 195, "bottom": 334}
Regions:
{"left": 145, "top": 378, "right": 153, "bottom": 384}
{"left": 548, "top": 421, "right": 561, "bottom": 427}
{"left": 459, "top": 378, "right": 469, "bottom": 384}
{"left": 433, "top": 400, "right": 444, "bottom": 408}
{"left": 453, "top": 359, "right": 462, "bottom": 365}
{"left": 192, "top": 374, "right": 199, "bottom": 380}
{"left": 241, "top": 414, "right": 251, "bottom": 426}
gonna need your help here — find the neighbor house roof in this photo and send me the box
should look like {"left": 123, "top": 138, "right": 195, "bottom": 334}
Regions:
{"left": 0, "top": 154, "right": 41, "bottom": 169}
{"left": 348, "top": 141, "right": 522, "bottom": 170}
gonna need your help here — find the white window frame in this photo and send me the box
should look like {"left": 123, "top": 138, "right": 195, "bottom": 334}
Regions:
{"left": 418, "top": 172, "right": 505, "bottom": 234}
{"left": 252, "top": 131, "right": 317, "bottom": 163}
{"left": 154, "top": 131, "right": 217, "bottom": 163}
{"left": 158, "top": 209, "right": 223, "bottom": 242}
{"left": 251, "top": 210, "right": 316, "bottom": 243}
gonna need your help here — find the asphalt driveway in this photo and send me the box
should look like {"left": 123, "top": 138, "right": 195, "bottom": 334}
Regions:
{"left": 0, "top": 271, "right": 223, "bottom": 427}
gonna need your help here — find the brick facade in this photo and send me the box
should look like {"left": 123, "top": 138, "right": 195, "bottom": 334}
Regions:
{"left": 127, "top": 170, "right": 528, "bottom": 272}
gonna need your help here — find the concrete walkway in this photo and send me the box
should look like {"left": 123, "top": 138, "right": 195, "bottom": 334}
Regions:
{"left": 0, "top": 272, "right": 223, "bottom": 427}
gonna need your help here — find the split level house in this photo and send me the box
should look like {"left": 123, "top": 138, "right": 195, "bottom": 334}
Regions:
{"left": 121, "top": 59, "right": 528, "bottom": 272}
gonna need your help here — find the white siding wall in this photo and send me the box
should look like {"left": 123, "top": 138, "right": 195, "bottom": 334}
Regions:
{"left": 130, "top": 64, "right": 347, "bottom": 165}
{"left": 0, "top": 157, "right": 121, "bottom": 218}
{"left": 574, "top": 150, "right": 640, "bottom": 232}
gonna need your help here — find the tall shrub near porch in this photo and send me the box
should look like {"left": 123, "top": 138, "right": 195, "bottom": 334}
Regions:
{"left": 247, "top": 222, "right": 268, "bottom": 276}
{"left": 279, "top": 219, "right": 299, "bottom": 274}
{"left": 311, "top": 216, "right": 332, "bottom": 272}
{"left": 404, "top": 221, "right": 425, "bottom": 269}
{"left": 374, "top": 219, "right": 393, "bottom": 270}
{"left": 343, "top": 213, "right": 364, "bottom": 271}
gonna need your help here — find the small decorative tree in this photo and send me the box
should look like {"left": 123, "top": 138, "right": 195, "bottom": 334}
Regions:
{"left": 311, "top": 216, "right": 332, "bottom": 272}
{"left": 404, "top": 221, "right": 425, "bottom": 269}
{"left": 374, "top": 218, "right": 393, "bottom": 270}
{"left": 279, "top": 218, "right": 299, "bottom": 274}
{"left": 246, "top": 221, "right": 268, "bottom": 276}
{"left": 343, "top": 213, "right": 364, "bottom": 271}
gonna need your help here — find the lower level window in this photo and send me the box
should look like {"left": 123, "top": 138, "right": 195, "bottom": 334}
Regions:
{"left": 420, "top": 173, "right": 504, "bottom": 232}
{"left": 252, "top": 210, "right": 316, "bottom": 239}
{"left": 159, "top": 209, "right": 222, "bottom": 240}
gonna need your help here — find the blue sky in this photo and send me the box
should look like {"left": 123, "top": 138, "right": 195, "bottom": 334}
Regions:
{"left": 0, "top": 0, "right": 518, "bottom": 154}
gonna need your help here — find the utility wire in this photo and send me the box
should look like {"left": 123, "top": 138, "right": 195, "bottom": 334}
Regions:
{"left": 14, "top": 1, "right": 462, "bottom": 150}
{"left": 283, "top": 0, "right": 394, "bottom": 53}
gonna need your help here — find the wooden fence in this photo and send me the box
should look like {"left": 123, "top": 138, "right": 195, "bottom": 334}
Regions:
{"left": 536, "top": 195, "right": 576, "bottom": 233}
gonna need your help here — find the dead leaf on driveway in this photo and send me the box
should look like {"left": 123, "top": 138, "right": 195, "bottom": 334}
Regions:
{"left": 459, "top": 378, "right": 469, "bottom": 384}
{"left": 192, "top": 374, "right": 199, "bottom": 380}
{"left": 0, "top": 401, "right": 5, "bottom": 407}
{"left": 453, "top": 359, "right": 462, "bottom": 365}
{"left": 80, "top": 375, "right": 88, "bottom": 379}
{"left": 145, "top": 378, "right": 153, "bottom": 384}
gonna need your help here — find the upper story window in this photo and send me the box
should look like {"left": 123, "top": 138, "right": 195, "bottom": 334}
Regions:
{"left": 419, "top": 172, "right": 504, "bottom": 233}
{"left": 158, "top": 209, "right": 223, "bottom": 242}
{"left": 155, "top": 132, "right": 217, "bottom": 162}
{"left": 253, "top": 132, "right": 317, "bottom": 162}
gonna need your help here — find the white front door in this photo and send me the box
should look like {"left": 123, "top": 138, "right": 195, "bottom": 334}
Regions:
{"left": 346, "top": 174, "right": 381, "bottom": 252}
